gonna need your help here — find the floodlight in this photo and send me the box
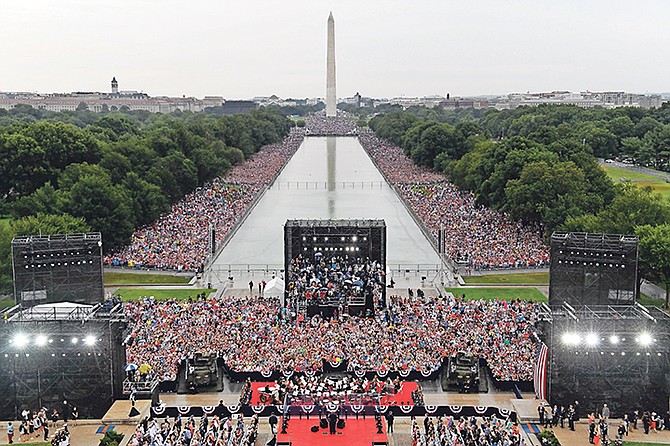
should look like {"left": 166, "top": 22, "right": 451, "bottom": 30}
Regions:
{"left": 637, "top": 333, "right": 652, "bottom": 346}
{"left": 609, "top": 335, "right": 619, "bottom": 345}
{"left": 35, "top": 335, "right": 48, "bottom": 347}
{"left": 585, "top": 333, "right": 599, "bottom": 346}
{"left": 13, "top": 334, "right": 29, "bottom": 348}
{"left": 352, "top": 236, "right": 357, "bottom": 242}
{"left": 561, "top": 332, "right": 580, "bottom": 346}
{"left": 83, "top": 335, "right": 97, "bottom": 346}
{"left": 71, "top": 337, "right": 79, "bottom": 344}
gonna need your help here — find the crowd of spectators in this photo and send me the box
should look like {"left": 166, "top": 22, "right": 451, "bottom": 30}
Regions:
{"left": 287, "top": 254, "right": 385, "bottom": 303}
{"left": 124, "top": 293, "right": 541, "bottom": 383}
{"left": 410, "top": 415, "right": 523, "bottom": 446}
{"left": 305, "top": 113, "right": 358, "bottom": 136}
{"left": 358, "top": 130, "right": 549, "bottom": 270}
{"left": 105, "top": 130, "right": 304, "bottom": 271}
{"left": 7, "top": 405, "right": 72, "bottom": 445}
{"left": 130, "top": 414, "right": 257, "bottom": 446}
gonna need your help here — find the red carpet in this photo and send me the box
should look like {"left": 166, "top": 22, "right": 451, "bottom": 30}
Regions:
{"left": 379, "top": 381, "right": 418, "bottom": 406}
{"left": 249, "top": 381, "right": 419, "bottom": 406}
{"left": 277, "top": 417, "right": 388, "bottom": 446}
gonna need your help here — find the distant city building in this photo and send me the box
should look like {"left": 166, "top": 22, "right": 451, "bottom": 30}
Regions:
{"left": 0, "top": 78, "right": 225, "bottom": 114}
{"left": 491, "top": 91, "right": 664, "bottom": 110}
{"left": 253, "top": 96, "right": 323, "bottom": 108}
{"left": 0, "top": 80, "right": 664, "bottom": 114}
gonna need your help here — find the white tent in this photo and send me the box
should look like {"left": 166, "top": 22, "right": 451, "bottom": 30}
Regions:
{"left": 263, "top": 277, "right": 285, "bottom": 298}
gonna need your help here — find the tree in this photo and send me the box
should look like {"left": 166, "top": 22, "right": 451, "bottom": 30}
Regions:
{"left": 582, "top": 126, "right": 618, "bottom": 158}
{"left": 369, "top": 111, "right": 418, "bottom": 147}
{"left": 160, "top": 150, "right": 198, "bottom": 198}
{"left": 191, "top": 142, "right": 232, "bottom": 186}
{"left": 122, "top": 172, "right": 169, "bottom": 227}
{"left": 563, "top": 182, "right": 670, "bottom": 234}
{"left": 65, "top": 175, "right": 135, "bottom": 249}
{"left": 58, "top": 162, "right": 111, "bottom": 190}
{"left": 98, "top": 149, "right": 133, "bottom": 184}
{"left": 11, "top": 213, "right": 90, "bottom": 236}
{"left": 636, "top": 224, "right": 670, "bottom": 307}
{"left": 0, "top": 223, "right": 14, "bottom": 292}
{"left": 22, "top": 121, "right": 101, "bottom": 172}
{"left": 503, "top": 161, "right": 590, "bottom": 234}
{"left": 11, "top": 182, "right": 64, "bottom": 218}
{"left": 402, "top": 122, "right": 437, "bottom": 158}
{"left": 92, "top": 114, "right": 139, "bottom": 141}
{"left": 479, "top": 139, "right": 557, "bottom": 209}
{"left": 0, "top": 133, "right": 51, "bottom": 197}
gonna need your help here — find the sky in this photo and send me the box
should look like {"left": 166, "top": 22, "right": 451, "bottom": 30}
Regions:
{"left": 1, "top": 0, "right": 669, "bottom": 99}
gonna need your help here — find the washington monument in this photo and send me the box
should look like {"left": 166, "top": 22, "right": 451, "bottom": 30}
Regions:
{"left": 326, "top": 12, "right": 337, "bottom": 117}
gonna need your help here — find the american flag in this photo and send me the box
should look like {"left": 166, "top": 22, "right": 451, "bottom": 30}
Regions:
{"left": 534, "top": 341, "right": 549, "bottom": 400}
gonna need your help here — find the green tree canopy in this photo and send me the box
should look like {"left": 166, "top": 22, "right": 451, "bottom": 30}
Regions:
{"left": 636, "top": 224, "right": 670, "bottom": 307}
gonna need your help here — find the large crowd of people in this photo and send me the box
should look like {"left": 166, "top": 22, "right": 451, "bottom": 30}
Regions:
{"left": 304, "top": 113, "right": 358, "bottom": 136}
{"left": 104, "top": 129, "right": 304, "bottom": 271}
{"left": 286, "top": 254, "right": 385, "bottom": 304}
{"left": 358, "top": 130, "right": 549, "bottom": 269}
{"left": 124, "top": 293, "right": 541, "bottom": 383}
{"left": 105, "top": 118, "right": 548, "bottom": 271}
{"left": 129, "top": 414, "right": 257, "bottom": 446}
{"left": 410, "top": 415, "right": 523, "bottom": 446}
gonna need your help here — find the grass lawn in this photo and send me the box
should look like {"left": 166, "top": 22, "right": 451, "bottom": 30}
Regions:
{"left": 463, "top": 272, "right": 548, "bottom": 285}
{"left": 622, "top": 443, "right": 669, "bottom": 446}
{"left": 104, "top": 272, "right": 191, "bottom": 285}
{"left": 639, "top": 293, "right": 667, "bottom": 308}
{"left": 444, "top": 287, "right": 547, "bottom": 302}
{"left": 0, "top": 297, "right": 16, "bottom": 310}
{"left": 114, "top": 287, "right": 215, "bottom": 301}
{"left": 0, "top": 217, "right": 10, "bottom": 229}
{"left": 602, "top": 165, "right": 670, "bottom": 201}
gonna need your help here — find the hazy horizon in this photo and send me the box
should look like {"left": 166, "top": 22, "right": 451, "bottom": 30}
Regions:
{"left": 2, "top": 0, "right": 669, "bottom": 99}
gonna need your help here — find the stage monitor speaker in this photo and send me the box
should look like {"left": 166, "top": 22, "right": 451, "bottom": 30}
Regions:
{"left": 337, "top": 419, "right": 345, "bottom": 429}
{"left": 320, "top": 418, "right": 328, "bottom": 429}
{"left": 310, "top": 425, "right": 319, "bottom": 432}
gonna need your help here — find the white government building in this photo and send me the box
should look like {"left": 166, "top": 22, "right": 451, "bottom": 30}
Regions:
{"left": 0, "top": 78, "right": 225, "bottom": 113}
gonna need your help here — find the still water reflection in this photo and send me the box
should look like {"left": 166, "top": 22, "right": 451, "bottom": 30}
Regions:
{"left": 213, "top": 137, "right": 441, "bottom": 267}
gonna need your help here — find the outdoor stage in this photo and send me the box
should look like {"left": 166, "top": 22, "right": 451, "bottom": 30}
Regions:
{"left": 158, "top": 390, "right": 528, "bottom": 411}
{"left": 276, "top": 417, "right": 388, "bottom": 446}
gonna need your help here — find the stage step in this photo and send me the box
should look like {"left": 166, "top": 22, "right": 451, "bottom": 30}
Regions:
{"left": 102, "top": 400, "right": 151, "bottom": 424}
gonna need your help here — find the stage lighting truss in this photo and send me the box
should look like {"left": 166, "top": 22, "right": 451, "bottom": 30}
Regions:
{"left": 7, "top": 332, "right": 101, "bottom": 352}
{"left": 558, "top": 330, "right": 663, "bottom": 354}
